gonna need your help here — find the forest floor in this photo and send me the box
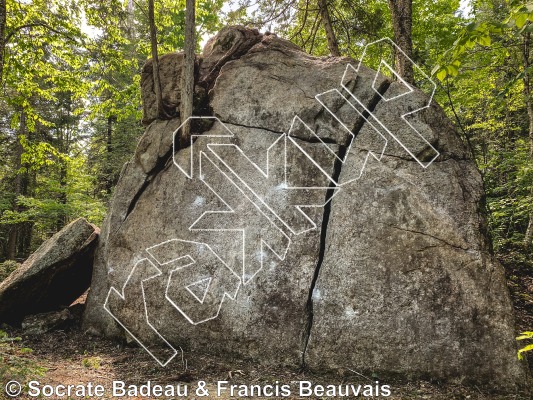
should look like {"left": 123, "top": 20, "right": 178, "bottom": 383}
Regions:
{"left": 2, "top": 328, "right": 532, "bottom": 400}
{"left": 1, "top": 255, "right": 533, "bottom": 400}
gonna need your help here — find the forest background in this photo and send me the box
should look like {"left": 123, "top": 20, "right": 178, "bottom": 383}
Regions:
{"left": 0, "top": 0, "right": 531, "bottom": 325}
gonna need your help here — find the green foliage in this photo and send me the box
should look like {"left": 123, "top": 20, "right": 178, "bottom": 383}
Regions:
{"left": 0, "top": 0, "right": 529, "bottom": 347}
{"left": 426, "top": 1, "right": 533, "bottom": 255}
{"left": 3, "top": 0, "right": 87, "bottom": 126}
{"left": 0, "top": 260, "right": 19, "bottom": 282}
{"left": 432, "top": 1, "right": 533, "bottom": 81}
{"left": 82, "top": 355, "right": 102, "bottom": 370}
{"left": 0, "top": 330, "right": 46, "bottom": 383}
{"left": 227, "top": 0, "right": 390, "bottom": 57}
{"left": 507, "top": 1, "right": 533, "bottom": 31}
{"left": 0, "top": 0, "right": 225, "bottom": 259}
{"left": 429, "top": 1, "right": 533, "bottom": 351}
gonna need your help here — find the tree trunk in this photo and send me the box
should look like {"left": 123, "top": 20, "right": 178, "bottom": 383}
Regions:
{"left": 148, "top": 0, "right": 165, "bottom": 119}
{"left": 526, "top": 214, "right": 533, "bottom": 251}
{"left": 57, "top": 157, "right": 68, "bottom": 230}
{"left": 126, "top": 0, "right": 135, "bottom": 39}
{"left": 7, "top": 111, "right": 27, "bottom": 260}
{"left": 180, "top": 0, "right": 196, "bottom": 146}
{"left": 388, "top": 0, "right": 415, "bottom": 85}
{"left": 522, "top": 31, "right": 533, "bottom": 251}
{"left": 317, "top": 0, "right": 340, "bottom": 56}
{"left": 106, "top": 115, "right": 114, "bottom": 155}
{"left": 0, "top": 0, "right": 6, "bottom": 88}
{"left": 19, "top": 220, "right": 32, "bottom": 258}
{"left": 103, "top": 115, "right": 116, "bottom": 194}
{"left": 57, "top": 96, "right": 73, "bottom": 231}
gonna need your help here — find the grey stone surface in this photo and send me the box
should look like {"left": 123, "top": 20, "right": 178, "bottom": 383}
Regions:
{"left": 210, "top": 33, "right": 387, "bottom": 144}
{"left": 22, "top": 308, "right": 73, "bottom": 335}
{"left": 199, "top": 25, "right": 262, "bottom": 89}
{"left": 135, "top": 118, "right": 182, "bottom": 174}
{"left": 141, "top": 52, "right": 198, "bottom": 126}
{"left": 83, "top": 26, "right": 529, "bottom": 390}
{"left": 0, "top": 218, "right": 98, "bottom": 324}
{"left": 305, "top": 87, "right": 525, "bottom": 387}
{"left": 84, "top": 119, "right": 336, "bottom": 365}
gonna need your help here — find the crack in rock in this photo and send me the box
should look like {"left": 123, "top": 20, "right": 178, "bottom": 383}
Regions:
{"left": 301, "top": 79, "right": 391, "bottom": 367}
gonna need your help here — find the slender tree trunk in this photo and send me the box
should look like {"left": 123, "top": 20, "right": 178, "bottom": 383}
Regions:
{"left": 180, "top": 0, "right": 196, "bottom": 146}
{"left": 148, "top": 0, "right": 165, "bottom": 119}
{"left": 7, "top": 111, "right": 27, "bottom": 260}
{"left": 526, "top": 211, "right": 533, "bottom": 251}
{"left": 106, "top": 115, "right": 114, "bottom": 155}
{"left": 126, "top": 0, "right": 137, "bottom": 64}
{"left": 0, "top": 0, "right": 6, "bottom": 88}
{"left": 56, "top": 96, "right": 73, "bottom": 231}
{"left": 57, "top": 163, "right": 67, "bottom": 229}
{"left": 317, "top": 0, "right": 340, "bottom": 56}
{"left": 19, "top": 168, "right": 35, "bottom": 258}
{"left": 522, "top": 31, "right": 533, "bottom": 251}
{"left": 388, "top": 0, "right": 415, "bottom": 85}
{"left": 103, "top": 115, "right": 116, "bottom": 194}
{"left": 19, "top": 219, "right": 31, "bottom": 257}
{"left": 126, "top": 0, "right": 134, "bottom": 38}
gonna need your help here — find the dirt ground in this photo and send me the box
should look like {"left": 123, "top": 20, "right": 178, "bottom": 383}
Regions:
{"left": 1, "top": 255, "right": 532, "bottom": 400}
{"left": 0, "top": 328, "right": 525, "bottom": 400}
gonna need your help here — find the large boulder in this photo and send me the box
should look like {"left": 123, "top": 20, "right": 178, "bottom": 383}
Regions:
{"left": 83, "top": 27, "right": 529, "bottom": 390}
{"left": 304, "top": 83, "right": 524, "bottom": 384}
{"left": 141, "top": 52, "right": 189, "bottom": 126}
{"left": 140, "top": 26, "right": 263, "bottom": 126}
{"left": 0, "top": 218, "right": 99, "bottom": 324}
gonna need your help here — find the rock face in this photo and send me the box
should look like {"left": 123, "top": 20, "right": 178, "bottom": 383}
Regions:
{"left": 305, "top": 83, "right": 523, "bottom": 384}
{"left": 21, "top": 308, "right": 74, "bottom": 335}
{"left": 141, "top": 26, "right": 263, "bottom": 126}
{"left": 141, "top": 52, "right": 191, "bottom": 125}
{"left": 0, "top": 218, "right": 98, "bottom": 324}
{"left": 83, "top": 26, "right": 529, "bottom": 390}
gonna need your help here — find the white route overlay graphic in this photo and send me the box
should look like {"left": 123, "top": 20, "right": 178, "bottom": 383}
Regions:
{"left": 103, "top": 38, "right": 440, "bottom": 366}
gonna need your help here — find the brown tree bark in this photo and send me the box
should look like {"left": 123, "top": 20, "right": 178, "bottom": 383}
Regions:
{"left": 180, "top": 0, "right": 196, "bottom": 146}
{"left": 317, "top": 0, "right": 340, "bottom": 56}
{"left": 388, "top": 0, "right": 415, "bottom": 85}
{"left": 148, "top": 0, "right": 165, "bottom": 119}
{"left": 57, "top": 158, "right": 68, "bottom": 230}
{"left": 7, "top": 111, "right": 27, "bottom": 260}
{"left": 0, "top": 0, "right": 6, "bottom": 88}
{"left": 522, "top": 31, "right": 533, "bottom": 251}
{"left": 525, "top": 205, "right": 533, "bottom": 251}
{"left": 103, "top": 114, "right": 117, "bottom": 194}
{"left": 57, "top": 96, "right": 73, "bottom": 230}
{"left": 57, "top": 153, "right": 68, "bottom": 230}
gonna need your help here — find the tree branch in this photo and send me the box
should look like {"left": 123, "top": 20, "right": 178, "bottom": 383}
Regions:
{"left": 5, "top": 21, "right": 78, "bottom": 44}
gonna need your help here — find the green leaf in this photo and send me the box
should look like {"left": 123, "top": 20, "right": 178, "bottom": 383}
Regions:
{"left": 436, "top": 69, "right": 448, "bottom": 81}
{"left": 515, "top": 13, "right": 528, "bottom": 28}
{"left": 478, "top": 35, "right": 491, "bottom": 47}
{"left": 431, "top": 64, "right": 441, "bottom": 76}
{"left": 446, "top": 64, "right": 459, "bottom": 77}
{"left": 519, "top": 22, "right": 533, "bottom": 34}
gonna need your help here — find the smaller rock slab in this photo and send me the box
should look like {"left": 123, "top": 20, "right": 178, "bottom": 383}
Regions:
{"left": 21, "top": 308, "right": 74, "bottom": 335}
{"left": 0, "top": 218, "right": 99, "bottom": 324}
